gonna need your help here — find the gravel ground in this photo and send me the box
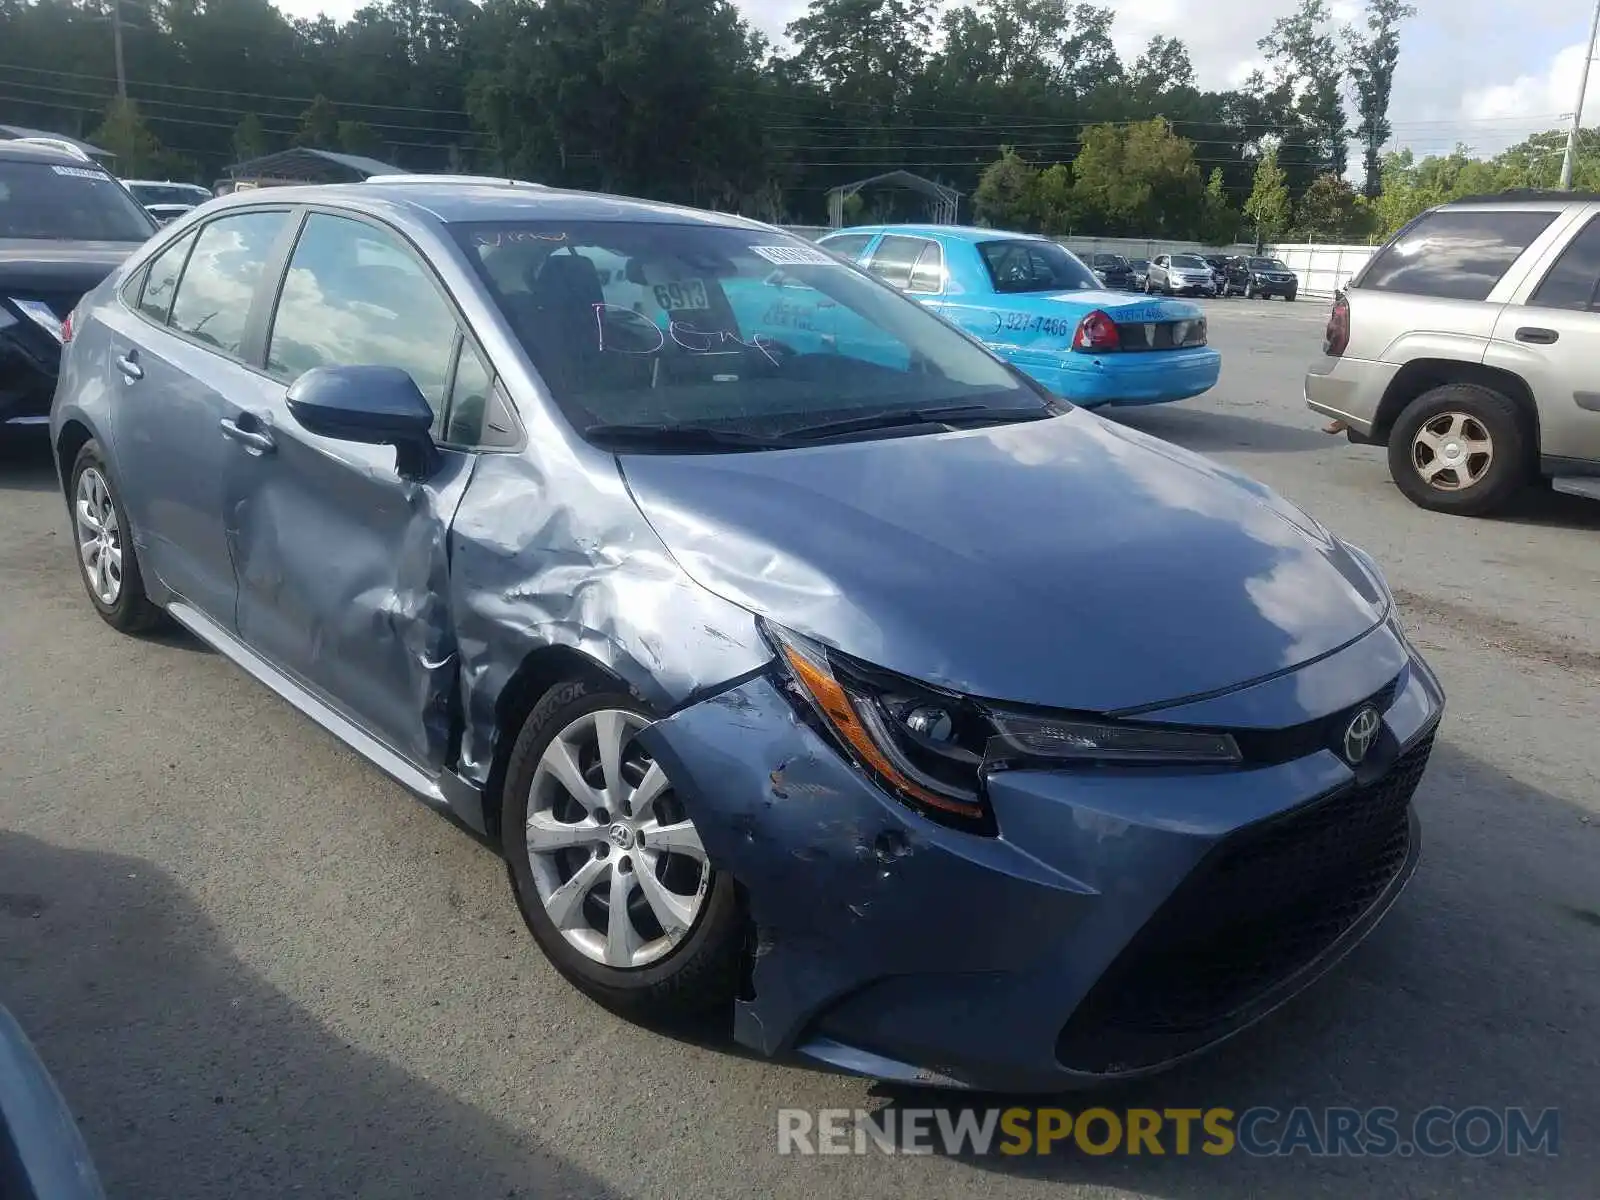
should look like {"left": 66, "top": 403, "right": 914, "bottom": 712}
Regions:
{"left": 1, "top": 298, "right": 1596, "bottom": 1199}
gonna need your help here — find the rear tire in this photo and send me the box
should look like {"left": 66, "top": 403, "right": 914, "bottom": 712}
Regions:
{"left": 69, "top": 441, "right": 164, "bottom": 634}
{"left": 1386, "top": 383, "right": 1531, "bottom": 516}
{"left": 501, "top": 678, "right": 743, "bottom": 1022}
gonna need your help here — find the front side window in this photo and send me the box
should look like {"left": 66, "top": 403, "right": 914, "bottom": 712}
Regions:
{"left": 168, "top": 210, "right": 289, "bottom": 357}
{"left": 1528, "top": 215, "right": 1600, "bottom": 312}
{"left": 266, "top": 213, "right": 457, "bottom": 417}
{"left": 977, "top": 240, "right": 1098, "bottom": 294}
{"left": 866, "top": 235, "right": 929, "bottom": 289}
{"left": 1357, "top": 209, "right": 1558, "bottom": 302}
{"left": 453, "top": 221, "right": 1046, "bottom": 446}
{"left": 0, "top": 159, "right": 155, "bottom": 242}
{"left": 137, "top": 230, "right": 196, "bottom": 324}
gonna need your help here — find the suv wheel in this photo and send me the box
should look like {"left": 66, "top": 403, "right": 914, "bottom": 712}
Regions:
{"left": 1387, "top": 383, "right": 1531, "bottom": 516}
{"left": 502, "top": 678, "right": 743, "bottom": 1021}
{"left": 69, "top": 441, "right": 164, "bottom": 633}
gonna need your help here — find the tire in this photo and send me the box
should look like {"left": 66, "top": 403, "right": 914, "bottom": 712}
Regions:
{"left": 1386, "top": 383, "right": 1531, "bottom": 516}
{"left": 501, "top": 678, "right": 743, "bottom": 1022}
{"left": 1285, "top": 291, "right": 1297, "bottom": 302}
{"left": 69, "top": 440, "right": 164, "bottom": 634}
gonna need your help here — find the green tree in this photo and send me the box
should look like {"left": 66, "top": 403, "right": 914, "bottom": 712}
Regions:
{"left": 88, "top": 98, "right": 169, "bottom": 178}
{"left": 1128, "top": 34, "right": 1194, "bottom": 96}
{"left": 1031, "top": 161, "right": 1076, "bottom": 233}
{"left": 1071, "top": 118, "right": 1203, "bottom": 236}
{"left": 1345, "top": 0, "right": 1415, "bottom": 198}
{"left": 293, "top": 95, "right": 340, "bottom": 148}
{"left": 337, "top": 120, "right": 384, "bottom": 158}
{"left": 231, "top": 113, "right": 271, "bottom": 163}
{"left": 1244, "top": 144, "right": 1291, "bottom": 246}
{"left": 973, "top": 146, "right": 1041, "bottom": 229}
{"left": 1198, "top": 167, "right": 1238, "bottom": 244}
{"left": 786, "top": 0, "right": 935, "bottom": 106}
{"left": 1258, "top": 0, "right": 1348, "bottom": 178}
{"left": 1293, "top": 172, "right": 1373, "bottom": 240}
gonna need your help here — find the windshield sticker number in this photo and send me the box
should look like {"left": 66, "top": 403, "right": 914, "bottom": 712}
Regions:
{"left": 750, "top": 244, "right": 837, "bottom": 266}
{"left": 52, "top": 165, "right": 109, "bottom": 180}
{"left": 651, "top": 279, "right": 710, "bottom": 312}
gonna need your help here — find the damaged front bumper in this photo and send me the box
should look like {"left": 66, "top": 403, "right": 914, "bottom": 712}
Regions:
{"left": 637, "top": 617, "right": 1445, "bottom": 1093}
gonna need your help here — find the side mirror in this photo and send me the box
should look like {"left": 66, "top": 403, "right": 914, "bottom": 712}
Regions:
{"left": 286, "top": 365, "right": 439, "bottom": 479}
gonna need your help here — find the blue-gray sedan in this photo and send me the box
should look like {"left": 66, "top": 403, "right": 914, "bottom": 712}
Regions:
{"left": 49, "top": 180, "right": 1444, "bottom": 1091}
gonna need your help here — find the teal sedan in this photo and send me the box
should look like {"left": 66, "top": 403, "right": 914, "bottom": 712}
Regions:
{"left": 813, "top": 224, "right": 1221, "bottom": 408}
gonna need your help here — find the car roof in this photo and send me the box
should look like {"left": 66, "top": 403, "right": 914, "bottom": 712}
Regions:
{"left": 194, "top": 180, "right": 781, "bottom": 230}
{"left": 1442, "top": 189, "right": 1600, "bottom": 207}
{"left": 0, "top": 139, "right": 103, "bottom": 166}
{"left": 826, "top": 223, "right": 1058, "bottom": 244}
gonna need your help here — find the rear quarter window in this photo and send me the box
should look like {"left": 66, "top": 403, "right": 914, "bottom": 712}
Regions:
{"left": 1357, "top": 209, "right": 1558, "bottom": 302}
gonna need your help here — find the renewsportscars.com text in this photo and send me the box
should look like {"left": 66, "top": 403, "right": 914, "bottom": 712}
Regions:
{"left": 776, "top": 1106, "right": 1559, "bottom": 1158}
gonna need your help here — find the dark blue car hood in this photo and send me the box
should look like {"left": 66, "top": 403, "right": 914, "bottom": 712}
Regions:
{"left": 620, "top": 410, "right": 1388, "bottom": 713}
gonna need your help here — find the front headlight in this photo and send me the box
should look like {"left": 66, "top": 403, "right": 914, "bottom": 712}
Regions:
{"left": 762, "top": 621, "right": 1242, "bottom": 834}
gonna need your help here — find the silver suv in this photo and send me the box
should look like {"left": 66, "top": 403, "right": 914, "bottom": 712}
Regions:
{"left": 1305, "top": 192, "right": 1600, "bottom": 515}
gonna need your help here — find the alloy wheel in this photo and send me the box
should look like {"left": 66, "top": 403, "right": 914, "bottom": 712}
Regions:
{"left": 525, "top": 709, "right": 709, "bottom": 969}
{"left": 75, "top": 467, "right": 123, "bottom": 606}
{"left": 1410, "top": 411, "right": 1494, "bottom": 491}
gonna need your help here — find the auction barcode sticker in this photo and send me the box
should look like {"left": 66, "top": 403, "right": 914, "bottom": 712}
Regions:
{"left": 52, "top": 166, "right": 108, "bottom": 180}
{"left": 750, "top": 244, "right": 836, "bottom": 266}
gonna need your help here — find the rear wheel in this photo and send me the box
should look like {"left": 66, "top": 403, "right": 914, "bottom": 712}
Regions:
{"left": 502, "top": 678, "right": 743, "bottom": 1021}
{"left": 1386, "top": 383, "right": 1531, "bottom": 516}
{"left": 69, "top": 441, "right": 164, "bottom": 633}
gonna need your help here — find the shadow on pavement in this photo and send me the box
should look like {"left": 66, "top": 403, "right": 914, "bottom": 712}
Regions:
{"left": 0, "top": 833, "right": 621, "bottom": 1200}
{"left": 1106, "top": 405, "right": 1333, "bottom": 454}
{"left": 869, "top": 738, "right": 1599, "bottom": 1197}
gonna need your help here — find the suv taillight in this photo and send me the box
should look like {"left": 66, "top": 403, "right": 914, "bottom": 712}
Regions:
{"left": 1323, "top": 293, "right": 1349, "bottom": 357}
{"left": 1072, "top": 309, "right": 1120, "bottom": 352}
{"left": 60, "top": 311, "right": 74, "bottom": 344}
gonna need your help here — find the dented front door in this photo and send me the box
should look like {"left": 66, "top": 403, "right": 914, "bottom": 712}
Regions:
{"left": 225, "top": 429, "right": 473, "bottom": 771}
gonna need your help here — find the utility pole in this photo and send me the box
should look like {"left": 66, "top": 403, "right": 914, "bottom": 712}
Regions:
{"left": 1560, "top": 0, "right": 1600, "bottom": 189}
{"left": 111, "top": 0, "right": 127, "bottom": 99}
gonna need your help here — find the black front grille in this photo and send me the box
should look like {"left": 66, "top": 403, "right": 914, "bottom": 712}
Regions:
{"left": 1231, "top": 674, "right": 1401, "bottom": 765}
{"left": 1116, "top": 318, "right": 1208, "bottom": 351}
{"left": 1056, "top": 730, "right": 1434, "bottom": 1074}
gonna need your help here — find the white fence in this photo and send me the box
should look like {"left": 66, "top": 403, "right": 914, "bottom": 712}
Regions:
{"left": 783, "top": 225, "right": 1377, "bottom": 300}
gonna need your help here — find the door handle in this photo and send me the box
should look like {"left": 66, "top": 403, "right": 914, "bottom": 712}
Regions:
{"left": 1515, "top": 327, "right": 1558, "bottom": 344}
{"left": 115, "top": 353, "right": 143, "bottom": 381}
{"left": 219, "top": 416, "right": 276, "bottom": 455}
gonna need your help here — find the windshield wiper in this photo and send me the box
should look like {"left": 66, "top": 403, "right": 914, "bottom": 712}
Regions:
{"left": 785, "top": 403, "right": 1054, "bottom": 442}
{"left": 583, "top": 423, "right": 799, "bottom": 452}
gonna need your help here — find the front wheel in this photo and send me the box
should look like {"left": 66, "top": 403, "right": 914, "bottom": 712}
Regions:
{"left": 502, "top": 678, "right": 743, "bottom": 1021}
{"left": 69, "top": 441, "right": 164, "bottom": 634}
{"left": 1386, "top": 383, "right": 1531, "bottom": 516}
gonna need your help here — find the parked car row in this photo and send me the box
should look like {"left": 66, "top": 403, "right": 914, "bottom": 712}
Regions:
{"left": 1077, "top": 251, "right": 1301, "bottom": 301}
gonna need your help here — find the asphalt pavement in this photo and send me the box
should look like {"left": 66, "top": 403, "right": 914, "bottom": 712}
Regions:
{"left": 1, "top": 298, "right": 1596, "bottom": 1199}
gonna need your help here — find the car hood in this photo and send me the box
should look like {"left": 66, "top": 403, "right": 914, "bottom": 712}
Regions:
{"left": 0, "top": 239, "right": 140, "bottom": 301}
{"left": 620, "top": 410, "right": 1389, "bottom": 713}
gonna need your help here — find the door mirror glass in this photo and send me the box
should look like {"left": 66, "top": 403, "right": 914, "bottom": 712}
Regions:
{"left": 286, "top": 365, "right": 438, "bottom": 477}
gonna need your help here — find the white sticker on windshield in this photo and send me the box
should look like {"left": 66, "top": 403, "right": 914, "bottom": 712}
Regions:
{"left": 51, "top": 165, "right": 108, "bottom": 180}
{"left": 750, "top": 244, "right": 837, "bottom": 266}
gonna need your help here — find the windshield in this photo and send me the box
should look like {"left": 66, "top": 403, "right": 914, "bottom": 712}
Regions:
{"left": 977, "top": 239, "right": 1098, "bottom": 294}
{"left": 0, "top": 161, "right": 156, "bottom": 241}
{"left": 127, "top": 182, "right": 210, "bottom": 207}
{"left": 1170, "top": 255, "right": 1208, "bottom": 269}
{"left": 1249, "top": 257, "right": 1288, "bottom": 270}
{"left": 454, "top": 221, "right": 1049, "bottom": 444}
{"left": 1130, "top": 259, "right": 1150, "bottom": 269}
{"left": 1093, "top": 254, "right": 1129, "bottom": 269}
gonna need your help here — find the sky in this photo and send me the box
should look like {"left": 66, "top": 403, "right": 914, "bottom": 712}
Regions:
{"left": 270, "top": 0, "right": 1600, "bottom": 164}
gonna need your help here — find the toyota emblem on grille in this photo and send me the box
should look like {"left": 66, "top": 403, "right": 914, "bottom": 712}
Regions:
{"left": 1343, "top": 707, "right": 1381, "bottom": 765}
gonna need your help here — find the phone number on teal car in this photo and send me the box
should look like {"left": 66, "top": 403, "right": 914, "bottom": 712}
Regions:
{"left": 809, "top": 224, "right": 1222, "bottom": 409}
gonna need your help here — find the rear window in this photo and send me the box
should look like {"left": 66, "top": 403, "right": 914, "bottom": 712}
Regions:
{"left": 977, "top": 240, "right": 1097, "bottom": 293}
{"left": 1356, "top": 209, "right": 1558, "bottom": 302}
{"left": 0, "top": 159, "right": 155, "bottom": 241}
